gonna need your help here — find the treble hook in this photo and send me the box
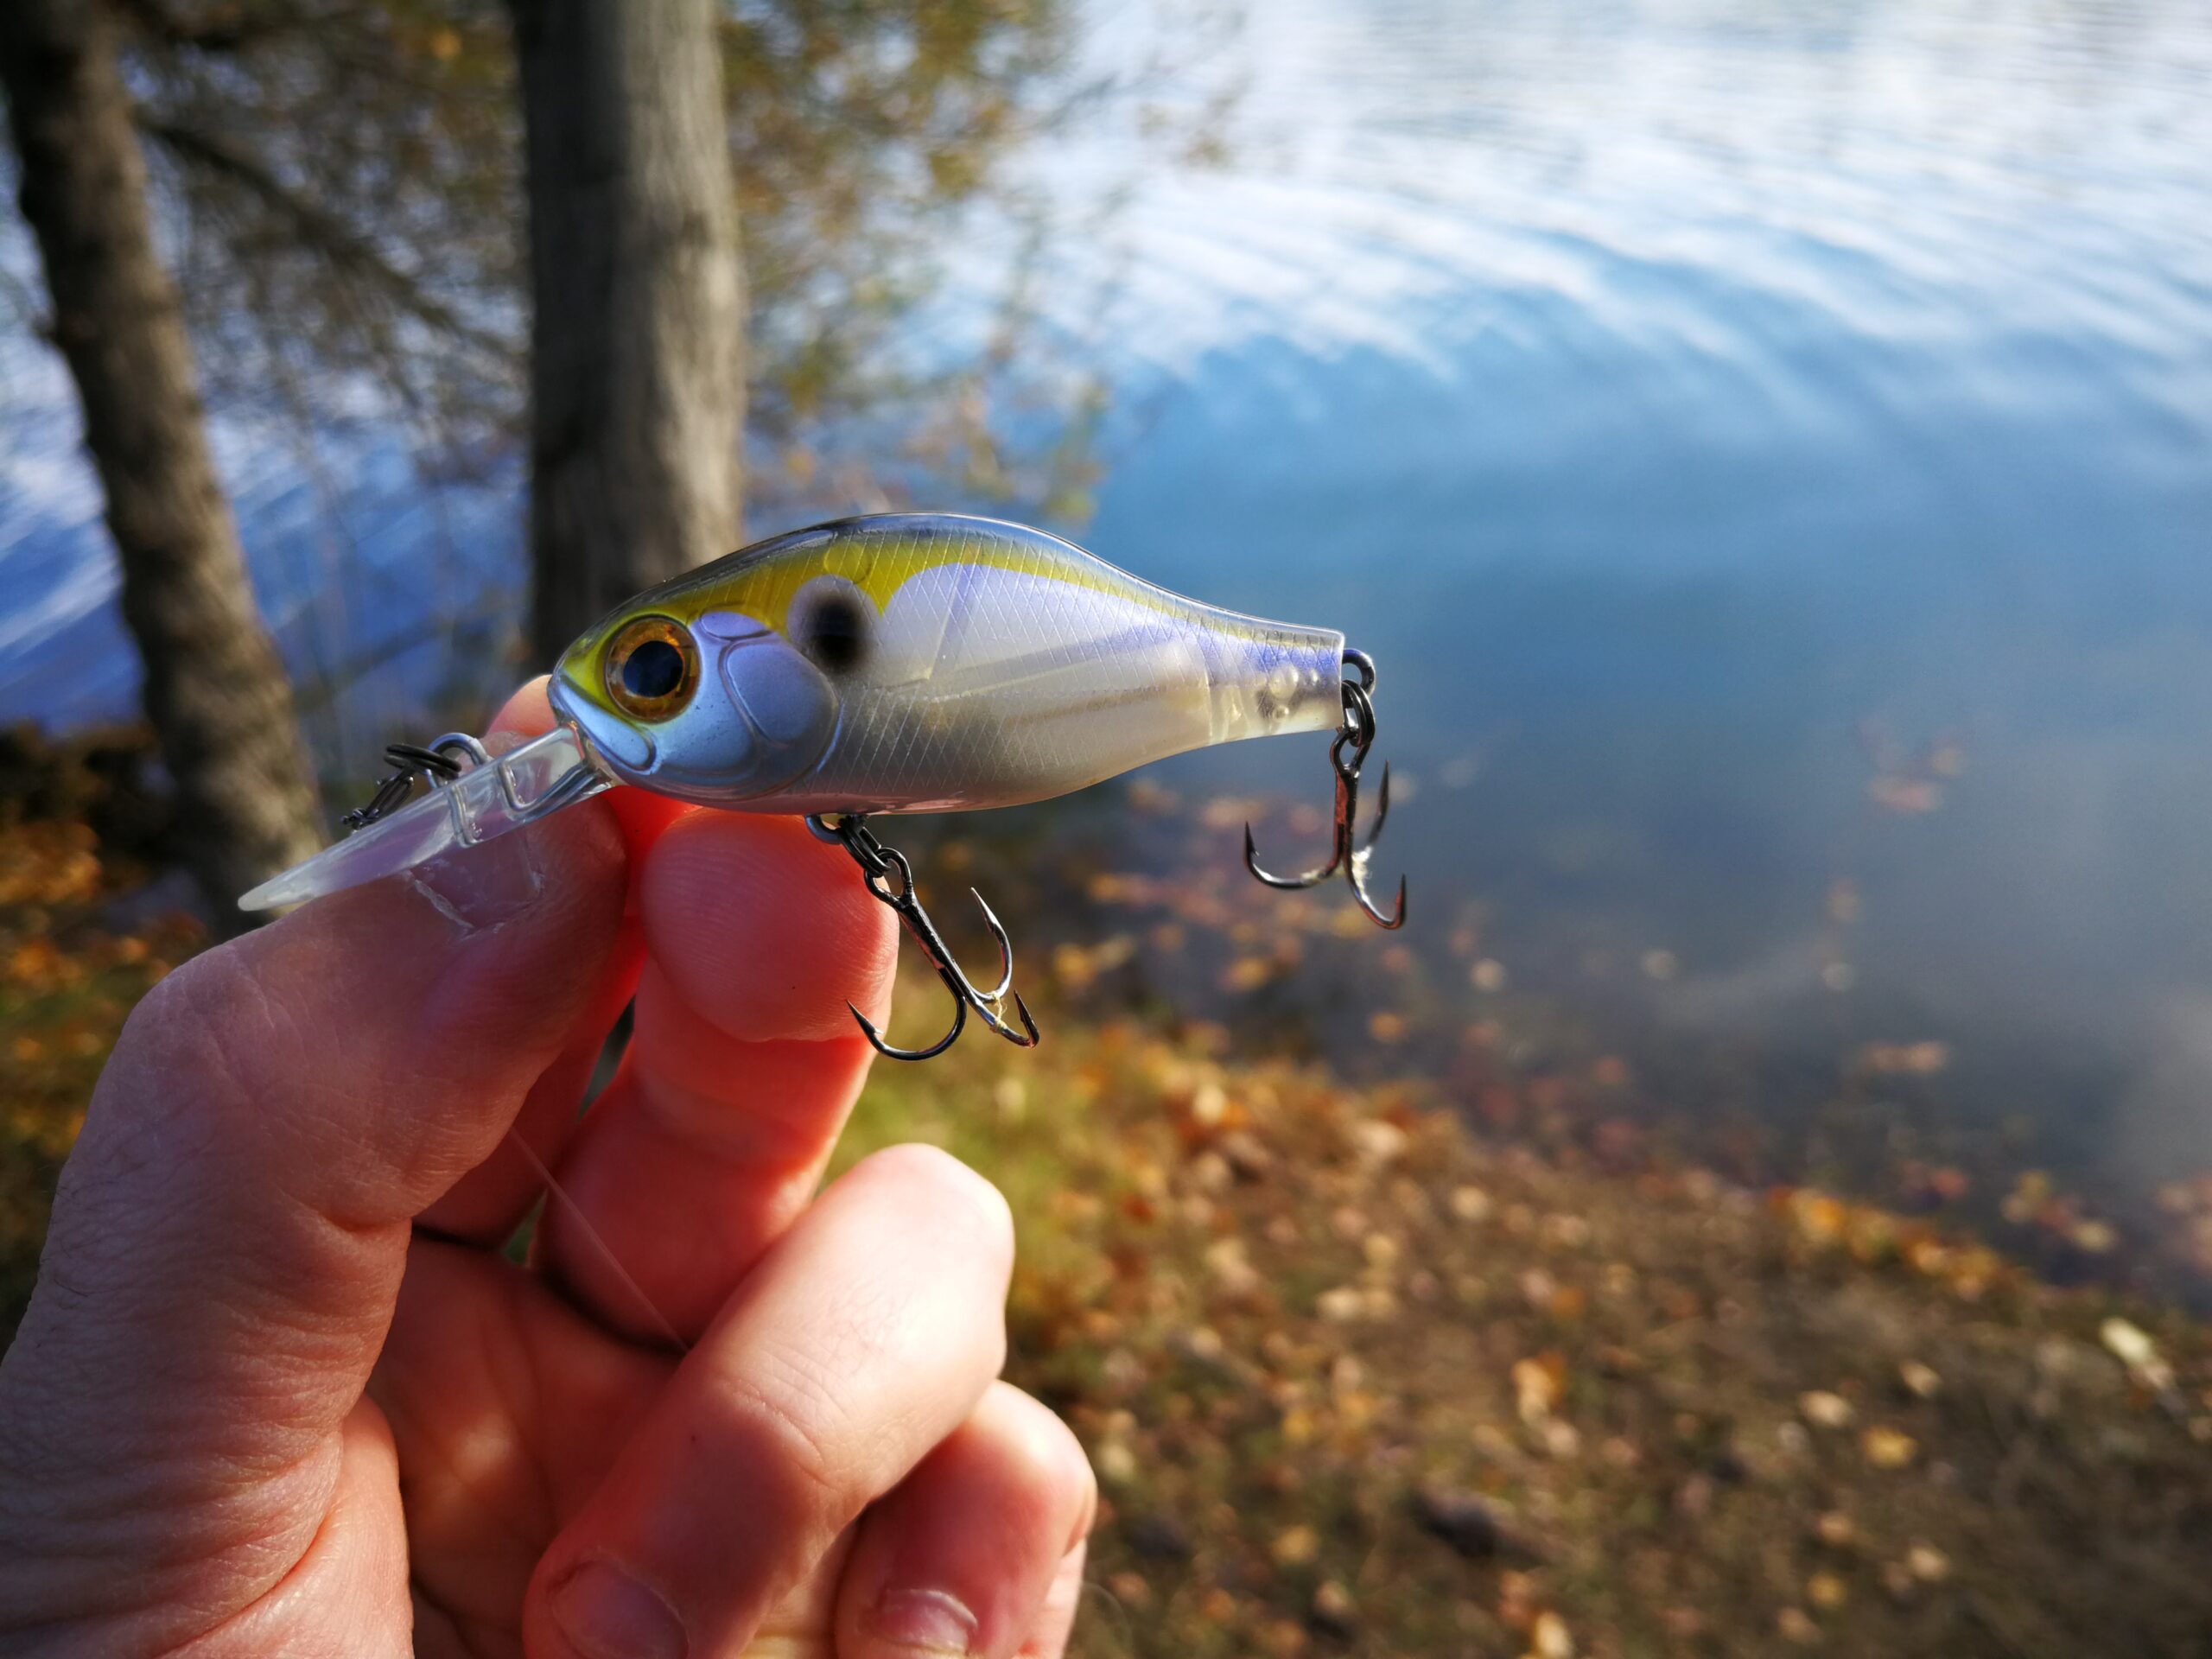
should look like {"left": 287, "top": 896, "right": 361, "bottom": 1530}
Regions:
{"left": 808, "top": 812, "right": 1042, "bottom": 1060}
{"left": 1244, "top": 646, "right": 1408, "bottom": 929}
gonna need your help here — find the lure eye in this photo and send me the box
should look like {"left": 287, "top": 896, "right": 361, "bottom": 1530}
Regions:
{"left": 791, "top": 579, "right": 872, "bottom": 675}
{"left": 603, "top": 615, "right": 699, "bottom": 720}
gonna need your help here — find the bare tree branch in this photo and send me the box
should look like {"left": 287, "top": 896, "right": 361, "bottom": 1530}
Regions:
{"left": 138, "top": 114, "right": 517, "bottom": 368}
{"left": 111, "top": 0, "right": 327, "bottom": 54}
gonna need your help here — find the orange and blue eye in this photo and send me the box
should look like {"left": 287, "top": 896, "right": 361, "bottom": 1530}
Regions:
{"left": 604, "top": 615, "right": 698, "bottom": 719}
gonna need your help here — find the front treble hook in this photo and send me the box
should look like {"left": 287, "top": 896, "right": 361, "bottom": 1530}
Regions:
{"left": 1244, "top": 647, "right": 1408, "bottom": 929}
{"left": 809, "top": 813, "right": 1041, "bottom": 1060}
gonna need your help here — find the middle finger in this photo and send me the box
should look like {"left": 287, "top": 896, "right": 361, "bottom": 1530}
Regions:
{"left": 537, "top": 806, "right": 898, "bottom": 1339}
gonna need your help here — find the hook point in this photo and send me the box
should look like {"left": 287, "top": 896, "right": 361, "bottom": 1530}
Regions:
{"left": 1357, "top": 874, "right": 1408, "bottom": 931}
{"left": 1010, "top": 988, "right": 1041, "bottom": 1047}
{"left": 847, "top": 995, "right": 966, "bottom": 1063}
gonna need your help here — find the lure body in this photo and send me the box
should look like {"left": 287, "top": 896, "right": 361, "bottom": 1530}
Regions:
{"left": 549, "top": 514, "right": 1347, "bottom": 817}
{"left": 238, "top": 513, "right": 1385, "bottom": 928}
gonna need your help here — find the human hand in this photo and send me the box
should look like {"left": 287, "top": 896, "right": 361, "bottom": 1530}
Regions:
{"left": 0, "top": 683, "right": 1094, "bottom": 1658}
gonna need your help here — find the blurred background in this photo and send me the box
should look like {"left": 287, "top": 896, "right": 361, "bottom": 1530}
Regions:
{"left": 5, "top": 1, "right": 2212, "bottom": 1653}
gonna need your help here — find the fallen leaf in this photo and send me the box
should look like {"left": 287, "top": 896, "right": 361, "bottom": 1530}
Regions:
{"left": 1862, "top": 1427, "right": 1917, "bottom": 1469}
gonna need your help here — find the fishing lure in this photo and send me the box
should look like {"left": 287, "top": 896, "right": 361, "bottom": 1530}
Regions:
{"left": 242, "top": 513, "right": 1405, "bottom": 1057}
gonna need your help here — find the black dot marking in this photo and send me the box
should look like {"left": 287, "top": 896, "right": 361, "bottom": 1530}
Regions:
{"left": 621, "top": 639, "right": 685, "bottom": 700}
{"left": 804, "top": 592, "right": 868, "bottom": 674}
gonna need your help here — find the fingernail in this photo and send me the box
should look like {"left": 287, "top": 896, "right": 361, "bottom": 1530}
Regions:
{"left": 866, "top": 1587, "right": 980, "bottom": 1655}
{"left": 410, "top": 834, "right": 544, "bottom": 932}
{"left": 550, "top": 1560, "right": 686, "bottom": 1659}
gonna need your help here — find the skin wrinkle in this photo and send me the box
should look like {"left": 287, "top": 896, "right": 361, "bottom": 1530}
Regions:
{"left": 0, "top": 1205, "right": 390, "bottom": 1589}
{"left": 206, "top": 1249, "right": 401, "bottom": 1453}
{"left": 0, "top": 1423, "right": 353, "bottom": 1650}
{"left": 55, "top": 976, "right": 233, "bottom": 1249}
{"left": 0, "top": 1265, "right": 122, "bottom": 1484}
{"left": 29, "top": 971, "right": 358, "bottom": 1405}
{"left": 3, "top": 1451, "right": 321, "bottom": 1618}
{"left": 143, "top": 942, "right": 290, "bottom": 1137}
{"left": 171, "top": 1415, "right": 402, "bottom": 1659}
{"left": 42, "top": 1207, "right": 398, "bottom": 1513}
{"left": 711, "top": 1356, "right": 861, "bottom": 1526}
{"left": 50, "top": 1185, "right": 379, "bottom": 1440}
{"left": 106, "top": 950, "right": 408, "bottom": 1241}
{"left": 205, "top": 1184, "right": 402, "bottom": 1345}
{"left": 160, "top": 1445, "right": 353, "bottom": 1651}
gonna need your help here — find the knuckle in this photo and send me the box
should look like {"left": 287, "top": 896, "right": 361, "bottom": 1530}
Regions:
{"left": 113, "top": 945, "right": 275, "bottom": 1102}
{"left": 859, "top": 1143, "right": 1014, "bottom": 1257}
{"left": 997, "top": 1390, "right": 1097, "bottom": 1536}
{"left": 1053, "top": 1415, "right": 1100, "bottom": 1529}
{"left": 1065, "top": 1435, "right": 1101, "bottom": 1539}
{"left": 718, "top": 1353, "right": 863, "bottom": 1524}
{"left": 115, "top": 948, "right": 227, "bottom": 1062}
{"left": 76, "top": 944, "right": 328, "bottom": 1229}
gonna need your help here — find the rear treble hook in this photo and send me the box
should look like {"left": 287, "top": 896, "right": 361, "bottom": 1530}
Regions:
{"left": 1243, "top": 646, "right": 1408, "bottom": 929}
{"left": 808, "top": 812, "right": 1041, "bottom": 1060}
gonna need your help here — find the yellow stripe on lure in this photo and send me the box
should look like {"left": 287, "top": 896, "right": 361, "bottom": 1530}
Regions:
{"left": 242, "top": 513, "right": 1404, "bottom": 1058}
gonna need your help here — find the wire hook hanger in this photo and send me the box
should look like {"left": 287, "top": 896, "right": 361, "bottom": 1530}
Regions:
{"left": 1243, "top": 647, "right": 1408, "bottom": 929}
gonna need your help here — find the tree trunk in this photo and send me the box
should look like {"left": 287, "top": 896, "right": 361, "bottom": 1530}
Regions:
{"left": 0, "top": 0, "right": 322, "bottom": 925}
{"left": 509, "top": 0, "right": 744, "bottom": 667}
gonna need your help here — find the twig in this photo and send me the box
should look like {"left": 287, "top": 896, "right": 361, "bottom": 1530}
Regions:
{"left": 137, "top": 115, "right": 516, "bottom": 367}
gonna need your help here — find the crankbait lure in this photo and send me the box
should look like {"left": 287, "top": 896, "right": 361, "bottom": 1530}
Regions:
{"left": 242, "top": 513, "right": 1405, "bottom": 1057}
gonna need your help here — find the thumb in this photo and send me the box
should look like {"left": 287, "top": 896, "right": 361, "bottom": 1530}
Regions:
{"left": 0, "top": 797, "right": 625, "bottom": 1625}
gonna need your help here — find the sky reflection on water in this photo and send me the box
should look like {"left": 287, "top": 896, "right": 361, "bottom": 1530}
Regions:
{"left": 1040, "top": 0, "right": 2212, "bottom": 1194}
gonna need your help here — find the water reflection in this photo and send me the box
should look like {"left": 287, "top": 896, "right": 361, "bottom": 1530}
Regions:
{"left": 1026, "top": 0, "right": 2212, "bottom": 1225}
{"left": 4, "top": 0, "right": 2211, "bottom": 1228}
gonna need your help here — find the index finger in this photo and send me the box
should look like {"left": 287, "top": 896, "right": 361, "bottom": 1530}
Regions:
{"left": 534, "top": 797, "right": 899, "bottom": 1341}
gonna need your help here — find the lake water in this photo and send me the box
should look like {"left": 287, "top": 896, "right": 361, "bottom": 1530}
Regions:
{"left": 1054, "top": 0, "right": 2212, "bottom": 1226}
{"left": 4, "top": 1, "right": 2211, "bottom": 1230}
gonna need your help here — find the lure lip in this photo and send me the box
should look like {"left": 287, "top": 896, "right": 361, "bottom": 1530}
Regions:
{"left": 236, "top": 724, "right": 609, "bottom": 912}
